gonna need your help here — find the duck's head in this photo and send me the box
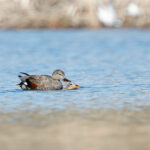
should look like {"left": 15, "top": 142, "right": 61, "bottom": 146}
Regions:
{"left": 52, "top": 69, "right": 71, "bottom": 81}
{"left": 63, "top": 81, "right": 81, "bottom": 90}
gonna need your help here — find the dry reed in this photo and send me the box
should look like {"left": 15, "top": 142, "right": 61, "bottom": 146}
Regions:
{"left": 0, "top": 0, "right": 150, "bottom": 28}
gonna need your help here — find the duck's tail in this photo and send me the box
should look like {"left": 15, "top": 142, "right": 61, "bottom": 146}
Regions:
{"left": 18, "top": 72, "right": 30, "bottom": 82}
{"left": 20, "top": 72, "right": 30, "bottom": 76}
{"left": 17, "top": 72, "right": 32, "bottom": 90}
{"left": 16, "top": 82, "right": 30, "bottom": 90}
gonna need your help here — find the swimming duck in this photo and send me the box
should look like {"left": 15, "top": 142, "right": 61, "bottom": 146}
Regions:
{"left": 63, "top": 79, "right": 81, "bottom": 90}
{"left": 17, "top": 70, "right": 71, "bottom": 90}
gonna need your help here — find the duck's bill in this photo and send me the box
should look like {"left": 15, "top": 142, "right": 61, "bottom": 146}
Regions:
{"left": 63, "top": 78, "right": 71, "bottom": 82}
{"left": 74, "top": 85, "right": 81, "bottom": 89}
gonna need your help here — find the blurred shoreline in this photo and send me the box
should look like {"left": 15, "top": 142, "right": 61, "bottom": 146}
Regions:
{"left": 0, "top": 107, "right": 150, "bottom": 150}
{"left": 0, "top": 0, "right": 150, "bottom": 29}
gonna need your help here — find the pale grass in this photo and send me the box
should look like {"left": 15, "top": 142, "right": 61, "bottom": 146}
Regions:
{"left": 0, "top": 0, "right": 150, "bottom": 28}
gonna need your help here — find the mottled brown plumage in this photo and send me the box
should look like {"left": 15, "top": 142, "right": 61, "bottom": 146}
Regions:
{"left": 63, "top": 80, "right": 81, "bottom": 90}
{"left": 17, "top": 70, "right": 70, "bottom": 90}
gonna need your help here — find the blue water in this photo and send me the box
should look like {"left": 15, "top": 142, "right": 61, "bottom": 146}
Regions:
{"left": 0, "top": 29, "right": 150, "bottom": 112}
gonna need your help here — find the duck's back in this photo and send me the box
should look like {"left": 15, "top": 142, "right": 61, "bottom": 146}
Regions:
{"left": 27, "top": 75, "right": 63, "bottom": 90}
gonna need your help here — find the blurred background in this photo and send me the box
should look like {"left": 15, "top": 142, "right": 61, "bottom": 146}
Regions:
{"left": 0, "top": 0, "right": 150, "bottom": 28}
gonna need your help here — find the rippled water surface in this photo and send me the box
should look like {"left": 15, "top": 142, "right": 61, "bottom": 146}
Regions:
{"left": 0, "top": 29, "right": 150, "bottom": 112}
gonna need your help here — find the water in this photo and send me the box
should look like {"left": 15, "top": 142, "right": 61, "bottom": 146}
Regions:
{"left": 0, "top": 29, "right": 150, "bottom": 112}
{"left": 1, "top": 29, "right": 150, "bottom": 150}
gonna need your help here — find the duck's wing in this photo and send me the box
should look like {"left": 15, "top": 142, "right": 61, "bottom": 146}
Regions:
{"left": 24, "top": 75, "right": 41, "bottom": 89}
{"left": 25, "top": 75, "right": 53, "bottom": 90}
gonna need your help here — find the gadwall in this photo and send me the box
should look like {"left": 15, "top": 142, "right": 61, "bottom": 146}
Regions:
{"left": 17, "top": 70, "right": 71, "bottom": 90}
{"left": 63, "top": 79, "right": 81, "bottom": 90}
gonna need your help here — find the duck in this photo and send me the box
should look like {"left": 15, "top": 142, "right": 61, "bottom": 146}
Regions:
{"left": 63, "top": 79, "right": 81, "bottom": 90}
{"left": 17, "top": 69, "right": 71, "bottom": 90}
